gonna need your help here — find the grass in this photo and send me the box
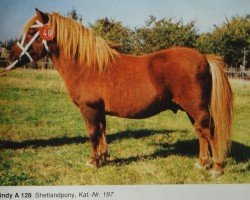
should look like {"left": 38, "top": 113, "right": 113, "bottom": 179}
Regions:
{"left": 0, "top": 69, "right": 249, "bottom": 185}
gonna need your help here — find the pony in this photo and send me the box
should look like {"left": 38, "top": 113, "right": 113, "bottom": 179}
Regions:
{"left": 7, "top": 9, "right": 233, "bottom": 177}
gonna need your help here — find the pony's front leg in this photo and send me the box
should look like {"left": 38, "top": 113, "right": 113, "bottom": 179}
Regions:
{"left": 80, "top": 106, "right": 108, "bottom": 167}
{"left": 99, "top": 114, "right": 109, "bottom": 162}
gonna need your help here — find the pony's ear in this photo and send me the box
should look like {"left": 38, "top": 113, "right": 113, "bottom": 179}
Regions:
{"left": 35, "top": 8, "right": 49, "bottom": 24}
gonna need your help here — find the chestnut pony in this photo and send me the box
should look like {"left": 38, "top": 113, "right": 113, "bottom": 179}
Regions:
{"left": 8, "top": 9, "right": 233, "bottom": 177}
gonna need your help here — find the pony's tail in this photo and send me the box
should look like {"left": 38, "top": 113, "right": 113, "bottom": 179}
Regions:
{"left": 206, "top": 55, "right": 233, "bottom": 163}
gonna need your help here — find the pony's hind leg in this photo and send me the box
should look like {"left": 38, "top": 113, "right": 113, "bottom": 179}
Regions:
{"left": 207, "top": 134, "right": 224, "bottom": 177}
{"left": 187, "top": 112, "right": 212, "bottom": 169}
{"left": 193, "top": 111, "right": 223, "bottom": 177}
{"left": 195, "top": 130, "right": 212, "bottom": 169}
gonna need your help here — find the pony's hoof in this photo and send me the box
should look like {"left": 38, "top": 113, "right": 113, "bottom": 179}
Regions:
{"left": 101, "top": 152, "right": 110, "bottom": 161}
{"left": 211, "top": 169, "right": 222, "bottom": 178}
{"left": 194, "top": 161, "right": 210, "bottom": 170}
{"left": 194, "top": 161, "right": 204, "bottom": 169}
{"left": 85, "top": 160, "right": 97, "bottom": 168}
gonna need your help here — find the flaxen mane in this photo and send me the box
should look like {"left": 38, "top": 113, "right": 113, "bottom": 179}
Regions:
{"left": 23, "top": 13, "right": 118, "bottom": 71}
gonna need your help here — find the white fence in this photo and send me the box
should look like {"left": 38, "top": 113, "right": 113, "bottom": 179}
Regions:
{"left": 225, "top": 68, "right": 250, "bottom": 80}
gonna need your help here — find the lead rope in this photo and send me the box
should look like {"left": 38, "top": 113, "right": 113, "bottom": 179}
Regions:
{"left": 0, "top": 20, "right": 50, "bottom": 75}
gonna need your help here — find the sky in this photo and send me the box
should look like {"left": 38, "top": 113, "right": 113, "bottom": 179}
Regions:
{"left": 0, "top": 0, "right": 249, "bottom": 41}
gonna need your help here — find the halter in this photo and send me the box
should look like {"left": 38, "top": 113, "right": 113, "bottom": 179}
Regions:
{"left": 4, "top": 20, "right": 50, "bottom": 71}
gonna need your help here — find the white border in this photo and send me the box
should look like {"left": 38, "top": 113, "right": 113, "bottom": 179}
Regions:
{"left": 0, "top": 185, "right": 250, "bottom": 200}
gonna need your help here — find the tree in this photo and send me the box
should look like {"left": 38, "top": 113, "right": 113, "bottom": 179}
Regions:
{"left": 66, "top": 8, "right": 82, "bottom": 22}
{"left": 0, "top": 39, "right": 18, "bottom": 51}
{"left": 196, "top": 15, "right": 250, "bottom": 67}
{"left": 90, "top": 18, "right": 133, "bottom": 54}
{"left": 195, "top": 33, "right": 214, "bottom": 54}
{"left": 132, "top": 16, "right": 198, "bottom": 55}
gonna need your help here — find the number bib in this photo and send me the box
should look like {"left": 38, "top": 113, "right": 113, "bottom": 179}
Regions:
{"left": 39, "top": 25, "right": 55, "bottom": 41}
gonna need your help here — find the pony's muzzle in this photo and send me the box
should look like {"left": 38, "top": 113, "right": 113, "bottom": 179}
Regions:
{"left": 6, "top": 54, "right": 30, "bottom": 71}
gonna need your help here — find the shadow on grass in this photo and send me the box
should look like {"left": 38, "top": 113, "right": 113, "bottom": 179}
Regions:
{"left": 0, "top": 129, "right": 179, "bottom": 149}
{"left": 0, "top": 136, "right": 89, "bottom": 149}
{"left": 105, "top": 139, "right": 199, "bottom": 166}
{"left": 108, "top": 129, "right": 186, "bottom": 143}
{"left": 106, "top": 140, "right": 250, "bottom": 166}
{"left": 1, "top": 129, "right": 249, "bottom": 165}
{"left": 229, "top": 142, "right": 250, "bottom": 163}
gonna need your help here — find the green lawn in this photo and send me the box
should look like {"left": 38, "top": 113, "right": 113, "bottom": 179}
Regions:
{"left": 0, "top": 69, "right": 249, "bottom": 185}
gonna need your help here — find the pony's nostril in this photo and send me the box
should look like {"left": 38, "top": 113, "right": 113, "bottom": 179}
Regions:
{"left": 8, "top": 52, "right": 13, "bottom": 61}
{"left": 9, "top": 45, "right": 20, "bottom": 61}
{"left": 9, "top": 52, "right": 17, "bottom": 62}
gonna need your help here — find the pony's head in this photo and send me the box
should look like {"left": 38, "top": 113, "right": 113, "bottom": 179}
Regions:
{"left": 7, "top": 9, "right": 118, "bottom": 72}
{"left": 8, "top": 9, "right": 53, "bottom": 70}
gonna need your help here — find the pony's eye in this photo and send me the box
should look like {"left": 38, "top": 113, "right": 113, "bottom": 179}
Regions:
{"left": 28, "top": 29, "right": 36, "bottom": 35}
